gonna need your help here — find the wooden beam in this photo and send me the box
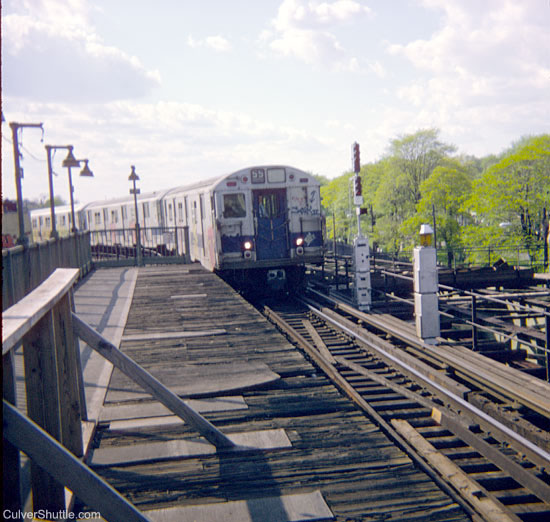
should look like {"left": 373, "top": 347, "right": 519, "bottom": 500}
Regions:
{"left": 2, "top": 351, "right": 22, "bottom": 516}
{"left": 302, "top": 320, "right": 337, "bottom": 364}
{"left": 144, "top": 490, "right": 334, "bottom": 522}
{"left": 53, "top": 293, "right": 84, "bottom": 458}
{"left": 2, "top": 268, "right": 79, "bottom": 355}
{"left": 91, "top": 429, "right": 292, "bottom": 466}
{"left": 3, "top": 401, "right": 150, "bottom": 522}
{"left": 23, "top": 309, "right": 66, "bottom": 512}
{"left": 391, "top": 419, "right": 520, "bottom": 522}
{"left": 72, "top": 314, "right": 236, "bottom": 449}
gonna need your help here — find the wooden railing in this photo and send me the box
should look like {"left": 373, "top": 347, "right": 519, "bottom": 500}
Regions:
{"left": 2, "top": 268, "right": 235, "bottom": 521}
{"left": 2, "top": 232, "right": 93, "bottom": 311}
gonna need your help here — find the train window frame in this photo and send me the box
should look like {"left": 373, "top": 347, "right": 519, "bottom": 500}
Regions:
{"left": 267, "top": 168, "right": 286, "bottom": 183}
{"left": 223, "top": 193, "right": 246, "bottom": 219}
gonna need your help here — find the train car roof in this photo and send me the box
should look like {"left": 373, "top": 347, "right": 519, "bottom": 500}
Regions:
{"left": 30, "top": 204, "right": 83, "bottom": 216}
{"left": 163, "top": 165, "right": 318, "bottom": 196}
{"left": 82, "top": 189, "right": 170, "bottom": 210}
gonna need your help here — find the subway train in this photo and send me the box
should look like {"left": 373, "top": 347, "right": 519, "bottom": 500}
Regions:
{"left": 31, "top": 165, "right": 325, "bottom": 290}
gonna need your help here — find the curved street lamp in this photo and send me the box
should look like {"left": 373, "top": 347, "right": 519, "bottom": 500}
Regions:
{"left": 45, "top": 145, "right": 80, "bottom": 238}
{"left": 67, "top": 158, "right": 94, "bottom": 232}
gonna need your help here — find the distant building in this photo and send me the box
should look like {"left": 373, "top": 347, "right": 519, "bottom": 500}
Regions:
{"left": 2, "top": 199, "right": 32, "bottom": 247}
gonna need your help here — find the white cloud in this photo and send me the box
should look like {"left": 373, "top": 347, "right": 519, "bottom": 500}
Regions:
{"left": 386, "top": 0, "right": 550, "bottom": 149}
{"left": 262, "top": 0, "right": 373, "bottom": 72}
{"left": 1, "top": 97, "right": 338, "bottom": 203}
{"left": 187, "top": 35, "right": 232, "bottom": 52}
{"left": 2, "top": 0, "right": 161, "bottom": 103}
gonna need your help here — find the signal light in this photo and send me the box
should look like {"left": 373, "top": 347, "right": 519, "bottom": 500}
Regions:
{"left": 352, "top": 142, "right": 360, "bottom": 173}
{"left": 354, "top": 175, "right": 362, "bottom": 197}
{"left": 243, "top": 241, "right": 253, "bottom": 250}
{"left": 296, "top": 237, "right": 304, "bottom": 246}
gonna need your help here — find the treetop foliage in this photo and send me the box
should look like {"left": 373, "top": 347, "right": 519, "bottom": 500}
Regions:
{"left": 319, "top": 129, "right": 549, "bottom": 268}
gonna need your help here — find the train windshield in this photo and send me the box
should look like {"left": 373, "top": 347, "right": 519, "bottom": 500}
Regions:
{"left": 223, "top": 193, "right": 246, "bottom": 218}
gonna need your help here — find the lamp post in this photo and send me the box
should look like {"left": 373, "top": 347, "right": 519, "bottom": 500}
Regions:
{"left": 67, "top": 159, "right": 94, "bottom": 232}
{"left": 129, "top": 165, "right": 142, "bottom": 266}
{"left": 45, "top": 145, "right": 80, "bottom": 238}
{"left": 9, "top": 121, "right": 44, "bottom": 246}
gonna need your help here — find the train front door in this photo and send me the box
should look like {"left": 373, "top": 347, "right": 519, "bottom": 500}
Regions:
{"left": 253, "top": 189, "right": 288, "bottom": 260}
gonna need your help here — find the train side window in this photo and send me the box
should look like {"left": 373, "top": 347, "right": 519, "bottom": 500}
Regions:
{"left": 223, "top": 193, "right": 246, "bottom": 218}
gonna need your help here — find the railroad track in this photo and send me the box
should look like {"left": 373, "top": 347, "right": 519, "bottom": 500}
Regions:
{"left": 258, "top": 295, "right": 550, "bottom": 522}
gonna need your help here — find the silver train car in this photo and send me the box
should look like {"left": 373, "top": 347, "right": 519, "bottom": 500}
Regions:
{"left": 30, "top": 165, "right": 324, "bottom": 290}
{"left": 166, "top": 165, "right": 324, "bottom": 289}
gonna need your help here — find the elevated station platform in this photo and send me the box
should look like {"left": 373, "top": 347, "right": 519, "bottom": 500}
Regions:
{"left": 71, "top": 265, "right": 469, "bottom": 521}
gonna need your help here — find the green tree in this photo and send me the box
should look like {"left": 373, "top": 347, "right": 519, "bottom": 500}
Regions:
{"left": 462, "top": 134, "right": 550, "bottom": 266}
{"left": 401, "top": 160, "right": 473, "bottom": 263}
{"left": 320, "top": 173, "right": 355, "bottom": 242}
{"left": 389, "top": 128, "right": 457, "bottom": 206}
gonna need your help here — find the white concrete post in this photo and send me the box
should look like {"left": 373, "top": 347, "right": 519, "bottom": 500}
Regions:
{"left": 354, "top": 234, "right": 371, "bottom": 312}
{"left": 413, "top": 224, "right": 440, "bottom": 344}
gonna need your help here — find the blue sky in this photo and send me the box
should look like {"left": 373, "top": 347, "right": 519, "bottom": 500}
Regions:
{"left": 2, "top": 0, "right": 549, "bottom": 205}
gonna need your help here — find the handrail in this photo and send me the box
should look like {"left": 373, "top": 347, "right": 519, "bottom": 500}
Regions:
{"left": 3, "top": 267, "right": 237, "bottom": 520}
{"left": 2, "top": 269, "right": 79, "bottom": 354}
{"left": 2, "top": 269, "right": 86, "bottom": 514}
{"left": 3, "top": 401, "right": 150, "bottom": 522}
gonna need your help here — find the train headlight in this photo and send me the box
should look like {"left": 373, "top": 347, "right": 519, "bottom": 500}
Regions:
{"left": 296, "top": 237, "right": 304, "bottom": 247}
{"left": 243, "top": 241, "right": 253, "bottom": 250}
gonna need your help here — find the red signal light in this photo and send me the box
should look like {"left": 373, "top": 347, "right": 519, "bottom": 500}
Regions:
{"left": 354, "top": 175, "right": 362, "bottom": 196}
{"left": 352, "top": 142, "right": 360, "bottom": 173}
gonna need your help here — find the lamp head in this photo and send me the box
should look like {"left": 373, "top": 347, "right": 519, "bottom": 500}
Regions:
{"left": 128, "top": 165, "right": 140, "bottom": 181}
{"left": 79, "top": 159, "right": 93, "bottom": 177}
{"left": 62, "top": 146, "right": 81, "bottom": 168}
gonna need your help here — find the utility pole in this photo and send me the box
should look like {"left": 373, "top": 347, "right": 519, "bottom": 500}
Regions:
{"left": 9, "top": 122, "right": 44, "bottom": 246}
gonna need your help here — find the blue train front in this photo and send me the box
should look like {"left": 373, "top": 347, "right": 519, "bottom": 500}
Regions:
{"left": 169, "top": 165, "right": 324, "bottom": 291}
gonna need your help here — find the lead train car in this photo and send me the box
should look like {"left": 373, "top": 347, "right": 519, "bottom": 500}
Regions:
{"left": 165, "top": 165, "right": 324, "bottom": 290}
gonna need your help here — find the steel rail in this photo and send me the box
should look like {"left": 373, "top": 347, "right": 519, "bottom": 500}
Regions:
{"left": 262, "top": 301, "right": 550, "bottom": 519}
{"left": 307, "top": 287, "right": 550, "bottom": 418}
{"left": 260, "top": 303, "right": 480, "bottom": 521}
{"left": 299, "top": 296, "right": 550, "bottom": 469}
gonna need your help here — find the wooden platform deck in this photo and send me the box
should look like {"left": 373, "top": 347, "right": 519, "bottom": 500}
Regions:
{"left": 82, "top": 265, "right": 469, "bottom": 521}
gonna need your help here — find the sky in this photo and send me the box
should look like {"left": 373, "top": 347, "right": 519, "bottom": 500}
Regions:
{"left": 2, "top": 0, "right": 550, "bottom": 205}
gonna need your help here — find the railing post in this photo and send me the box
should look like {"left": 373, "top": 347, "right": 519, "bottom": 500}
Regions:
{"left": 545, "top": 315, "right": 549, "bottom": 383}
{"left": 3, "top": 350, "right": 22, "bottom": 519}
{"left": 471, "top": 295, "right": 479, "bottom": 351}
{"left": 52, "top": 293, "right": 84, "bottom": 456}
{"left": 23, "top": 310, "right": 66, "bottom": 511}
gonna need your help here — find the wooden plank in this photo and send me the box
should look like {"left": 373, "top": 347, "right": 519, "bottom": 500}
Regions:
{"left": 22, "top": 309, "right": 66, "bottom": 512}
{"left": 2, "top": 268, "right": 79, "bottom": 354}
{"left": 106, "top": 361, "right": 281, "bottom": 402}
{"left": 52, "top": 293, "right": 84, "bottom": 457}
{"left": 3, "top": 401, "right": 150, "bottom": 522}
{"left": 100, "top": 396, "right": 247, "bottom": 421}
{"left": 121, "top": 329, "right": 226, "bottom": 341}
{"left": 73, "top": 314, "right": 236, "bottom": 449}
{"left": 144, "top": 491, "right": 334, "bottom": 522}
{"left": 391, "top": 419, "right": 520, "bottom": 522}
{"left": 170, "top": 293, "right": 207, "bottom": 299}
{"left": 302, "top": 320, "right": 337, "bottom": 364}
{"left": 2, "top": 351, "right": 22, "bottom": 515}
{"left": 91, "top": 428, "right": 292, "bottom": 466}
